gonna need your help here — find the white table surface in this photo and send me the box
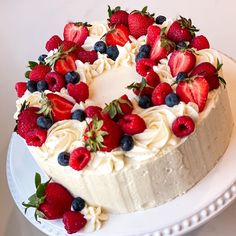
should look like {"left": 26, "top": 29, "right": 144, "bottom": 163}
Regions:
{"left": 1, "top": 0, "right": 236, "bottom": 235}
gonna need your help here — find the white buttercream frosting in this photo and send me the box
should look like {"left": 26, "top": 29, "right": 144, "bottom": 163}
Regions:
{"left": 196, "top": 49, "right": 222, "bottom": 67}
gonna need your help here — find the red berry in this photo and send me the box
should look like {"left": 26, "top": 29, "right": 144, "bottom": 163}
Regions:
{"left": 39, "top": 203, "right": 64, "bottom": 220}
{"left": 63, "top": 211, "right": 87, "bottom": 234}
{"left": 172, "top": 115, "right": 195, "bottom": 138}
{"left": 151, "top": 82, "right": 173, "bottom": 105}
{"left": 29, "top": 64, "right": 52, "bottom": 82}
{"left": 45, "top": 35, "right": 63, "bottom": 52}
{"left": 77, "top": 50, "right": 98, "bottom": 64}
{"left": 45, "top": 72, "right": 66, "bottom": 92}
{"left": 136, "top": 58, "right": 156, "bottom": 77}
{"left": 119, "top": 94, "right": 133, "bottom": 115}
{"left": 25, "top": 127, "right": 47, "bottom": 147}
{"left": 85, "top": 106, "right": 102, "bottom": 119}
{"left": 61, "top": 40, "right": 84, "bottom": 54}
{"left": 67, "top": 82, "right": 89, "bottom": 103}
{"left": 69, "top": 147, "right": 91, "bottom": 171}
{"left": 205, "top": 74, "right": 220, "bottom": 91}
{"left": 108, "top": 8, "right": 129, "bottom": 27}
{"left": 190, "top": 35, "right": 210, "bottom": 51}
{"left": 133, "top": 86, "right": 154, "bottom": 96}
{"left": 54, "top": 53, "right": 77, "bottom": 75}
{"left": 119, "top": 114, "right": 146, "bottom": 135}
{"left": 145, "top": 70, "right": 160, "bottom": 87}
{"left": 15, "top": 82, "right": 27, "bottom": 97}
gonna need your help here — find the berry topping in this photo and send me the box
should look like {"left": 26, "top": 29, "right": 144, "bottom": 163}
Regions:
{"left": 176, "top": 72, "right": 188, "bottom": 82}
{"left": 54, "top": 53, "right": 77, "bottom": 75}
{"left": 25, "top": 127, "right": 47, "bottom": 147}
{"left": 38, "top": 54, "right": 47, "bottom": 63}
{"left": 107, "top": 6, "right": 129, "bottom": 27}
{"left": 136, "top": 58, "right": 156, "bottom": 77}
{"left": 27, "top": 80, "right": 37, "bottom": 93}
{"left": 135, "top": 51, "right": 149, "bottom": 62}
{"left": 58, "top": 152, "right": 70, "bottom": 166}
{"left": 128, "top": 6, "right": 154, "bottom": 38}
{"left": 37, "top": 116, "right": 53, "bottom": 129}
{"left": 94, "top": 41, "right": 107, "bottom": 54}
{"left": 155, "top": 15, "right": 166, "bottom": 25}
{"left": 63, "top": 211, "right": 87, "bottom": 234}
{"left": 105, "top": 24, "right": 130, "bottom": 47}
{"left": 120, "top": 135, "right": 134, "bottom": 151}
{"left": 45, "top": 35, "right": 63, "bottom": 52}
{"left": 146, "top": 70, "right": 160, "bottom": 87}
{"left": 77, "top": 50, "right": 98, "bottom": 64}
{"left": 37, "top": 80, "right": 48, "bottom": 92}
{"left": 63, "top": 22, "right": 90, "bottom": 46}
{"left": 168, "top": 50, "right": 196, "bottom": 77}
{"left": 165, "top": 92, "right": 180, "bottom": 107}
{"left": 71, "top": 109, "right": 86, "bottom": 121}
{"left": 119, "top": 114, "right": 146, "bottom": 135}
{"left": 15, "top": 82, "right": 27, "bottom": 97}
{"left": 139, "top": 44, "right": 151, "bottom": 54}
{"left": 190, "top": 35, "right": 210, "bottom": 50}
{"left": 106, "top": 45, "right": 119, "bottom": 61}
{"left": 176, "top": 76, "right": 209, "bottom": 112}
{"left": 176, "top": 41, "right": 188, "bottom": 50}
{"left": 84, "top": 106, "right": 103, "bottom": 119}
{"left": 65, "top": 71, "right": 80, "bottom": 84}
{"left": 172, "top": 115, "right": 195, "bottom": 138}
{"left": 151, "top": 82, "right": 173, "bottom": 106}
{"left": 67, "top": 82, "right": 89, "bottom": 103}
{"left": 69, "top": 147, "right": 91, "bottom": 171}
{"left": 72, "top": 197, "right": 86, "bottom": 211}
{"left": 29, "top": 64, "right": 51, "bottom": 82}
{"left": 138, "top": 95, "right": 152, "bottom": 109}
{"left": 61, "top": 40, "right": 84, "bottom": 54}
{"left": 45, "top": 72, "right": 65, "bottom": 92}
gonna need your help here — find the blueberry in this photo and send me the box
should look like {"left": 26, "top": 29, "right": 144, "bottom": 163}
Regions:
{"left": 155, "top": 15, "right": 167, "bottom": 25}
{"left": 37, "top": 80, "right": 48, "bottom": 92}
{"left": 176, "top": 41, "right": 187, "bottom": 50}
{"left": 94, "top": 41, "right": 107, "bottom": 54}
{"left": 120, "top": 135, "right": 134, "bottom": 151}
{"left": 135, "top": 51, "right": 149, "bottom": 62}
{"left": 65, "top": 71, "right": 80, "bottom": 84}
{"left": 58, "top": 152, "right": 70, "bottom": 166}
{"left": 72, "top": 109, "right": 86, "bottom": 121}
{"left": 138, "top": 95, "right": 152, "bottom": 109}
{"left": 38, "top": 54, "right": 47, "bottom": 63}
{"left": 139, "top": 44, "right": 151, "bottom": 54}
{"left": 26, "top": 80, "right": 37, "bottom": 93}
{"left": 106, "top": 46, "right": 119, "bottom": 61}
{"left": 165, "top": 92, "right": 180, "bottom": 107}
{"left": 37, "top": 116, "right": 53, "bottom": 129}
{"left": 72, "top": 197, "right": 86, "bottom": 211}
{"left": 176, "top": 72, "right": 188, "bottom": 82}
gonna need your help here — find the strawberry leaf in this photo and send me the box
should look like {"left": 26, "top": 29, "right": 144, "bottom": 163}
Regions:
{"left": 35, "top": 172, "right": 41, "bottom": 188}
{"left": 28, "top": 61, "right": 38, "bottom": 69}
{"left": 217, "top": 58, "right": 223, "bottom": 71}
{"left": 25, "top": 71, "right": 30, "bottom": 78}
{"left": 219, "top": 76, "right": 226, "bottom": 87}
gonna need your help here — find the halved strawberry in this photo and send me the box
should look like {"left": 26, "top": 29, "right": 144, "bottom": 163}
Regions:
{"left": 63, "top": 22, "right": 90, "bottom": 46}
{"left": 176, "top": 76, "right": 209, "bottom": 112}
{"left": 168, "top": 50, "right": 196, "bottom": 77}
{"left": 105, "top": 24, "right": 130, "bottom": 46}
{"left": 54, "top": 53, "right": 77, "bottom": 75}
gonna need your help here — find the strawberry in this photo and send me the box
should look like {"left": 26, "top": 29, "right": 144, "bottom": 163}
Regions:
{"left": 54, "top": 53, "right": 77, "bottom": 75}
{"left": 167, "top": 16, "right": 199, "bottom": 43}
{"left": 29, "top": 64, "right": 51, "bottom": 82}
{"left": 23, "top": 173, "right": 73, "bottom": 221}
{"left": 118, "top": 114, "right": 146, "bottom": 135}
{"left": 63, "top": 22, "right": 90, "bottom": 46}
{"left": 45, "top": 72, "right": 66, "bottom": 92}
{"left": 168, "top": 50, "right": 196, "bottom": 77}
{"left": 63, "top": 211, "right": 87, "bottom": 234}
{"left": 136, "top": 58, "right": 156, "bottom": 77}
{"left": 172, "top": 115, "right": 195, "bottom": 138}
{"left": 127, "top": 77, "right": 154, "bottom": 96}
{"left": 107, "top": 6, "right": 129, "bottom": 27}
{"left": 145, "top": 70, "right": 160, "bottom": 87}
{"left": 61, "top": 40, "right": 84, "bottom": 54}
{"left": 105, "top": 24, "right": 130, "bottom": 46}
{"left": 103, "top": 94, "right": 133, "bottom": 119}
{"left": 77, "top": 50, "right": 98, "bottom": 64}
{"left": 190, "top": 35, "right": 210, "bottom": 50}
{"left": 206, "top": 75, "right": 220, "bottom": 90}
{"left": 67, "top": 82, "right": 89, "bottom": 103}
{"left": 84, "top": 116, "right": 123, "bottom": 152}
{"left": 84, "top": 106, "right": 103, "bottom": 119}
{"left": 69, "top": 147, "right": 91, "bottom": 171}
{"left": 45, "top": 35, "right": 62, "bottom": 52}
{"left": 128, "top": 6, "right": 154, "bottom": 39}
{"left": 176, "top": 76, "right": 209, "bottom": 112}
{"left": 15, "top": 82, "right": 27, "bottom": 97}
{"left": 151, "top": 82, "right": 173, "bottom": 106}
{"left": 25, "top": 127, "right": 47, "bottom": 146}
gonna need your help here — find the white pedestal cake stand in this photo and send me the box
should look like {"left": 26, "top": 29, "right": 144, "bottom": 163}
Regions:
{"left": 6, "top": 53, "right": 236, "bottom": 236}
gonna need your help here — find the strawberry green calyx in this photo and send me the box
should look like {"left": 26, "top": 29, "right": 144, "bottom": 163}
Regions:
{"left": 37, "top": 93, "right": 53, "bottom": 119}
{"left": 160, "top": 27, "right": 176, "bottom": 52}
{"left": 131, "top": 6, "right": 155, "bottom": 17}
{"left": 84, "top": 116, "right": 108, "bottom": 152}
{"left": 108, "top": 5, "right": 121, "bottom": 17}
{"left": 127, "top": 77, "right": 152, "bottom": 95}
{"left": 74, "top": 21, "right": 92, "bottom": 27}
{"left": 178, "top": 16, "right": 199, "bottom": 37}
{"left": 216, "top": 58, "right": 226, "bottom": 87}
{"left": 22, "top": 173, "right": 51, "bottom": 222}
{"left": 25, "top": 61, "right": 39, "bottom": 78}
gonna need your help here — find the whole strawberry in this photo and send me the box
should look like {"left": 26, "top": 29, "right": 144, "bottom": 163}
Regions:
{"left": 107, "top": 5, "right": 129, "bottom": 27}
{"left": 23, "top": 173, "right": 73, "bottom": 221}
{"left": 128, "top": 6, "right": 154, "bottom": 39}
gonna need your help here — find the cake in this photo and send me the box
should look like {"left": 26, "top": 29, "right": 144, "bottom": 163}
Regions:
{"left": 14, "top": 6, "right": 233, "bottom": 234}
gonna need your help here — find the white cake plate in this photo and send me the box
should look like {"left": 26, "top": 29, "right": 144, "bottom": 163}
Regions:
{"left": 7, "top": 53, "right": 236, "bottom": 236}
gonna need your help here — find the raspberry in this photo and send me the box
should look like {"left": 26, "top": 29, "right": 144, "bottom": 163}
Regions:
{"left": 190, "top": 35, "right": 210, "bottom": 51}
{"left": 172, "top": 115, "right": 195, "bottom": 138}
{"left": 69, "top": 147, "right": 91, "bottom": 171}
{"left": 136, "top": 58, "right": 156, "bottom": 77}
{"left": 15, "top": 82, "right": 27, "bottom": 97}
{"left": 84, "top": 106, "right": 102, "bottom": 119}
{"left": 145, "top": 70, "right": 160, "bottom": 87}
{"left": 25, "top": 127, "right": 47, "bottom": 146}
{"left": 77, "top": 50, "right": 98, "bottom": 64}
{"left": 133, "top": 86, "right": 154, "bottom": 96}
{"left": 45, "top": 72, "right": 66, "bottom": 92}
{"left": 45, "top": 35, "right": 62, "bottom": 52}
{"left": 119, "top": 114, "right": 146, "bottom": 135}
{"left": 151, "top": 82, "right": 173, "bottom": 106}
{"left": 67, "top": 82, "right": 89, "bottom": 103}
{"left": 29, "top": 64, "right": 51, "bottom": 82}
